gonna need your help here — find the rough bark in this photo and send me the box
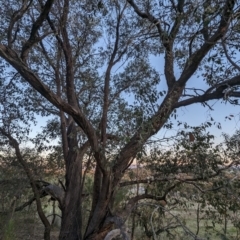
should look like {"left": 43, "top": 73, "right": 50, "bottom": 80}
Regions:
{"left": 59, "top": 123, "right": 88, "bottom": 240}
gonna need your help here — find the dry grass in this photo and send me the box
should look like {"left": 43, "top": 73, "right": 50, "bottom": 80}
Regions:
{"left": 0, "top": 207, "right": 60, "bottom": 240}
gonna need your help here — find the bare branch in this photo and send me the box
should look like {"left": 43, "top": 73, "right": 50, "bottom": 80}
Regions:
{"left": 120, "top": 162, "right": 237, "bottom": 191}
{"left": 112, "top": 1, "right": 236, "bottom": 180}
{"left": 60, "top": 0, "right": 79, "bottom": 108}
{"left": 222, "top": 38, "right": 240, "bottom": 71}
{"left": 183, "top": 181, "right": 223, "bottom": 194}
{"left": 21, "top": 0, "right": 54, "bottom": 61}
{"left": 100, "top": 3, "right": 127, "bottom": 147}
{"left": 0, "top": 45, "right": 99, "bottom": 153}
{"left": 175, "top": 89, "right": 224, "bottom": 108}
{"left": 178, "top": 0, "right": 236, "bottom": 85}
{"left": 7, "top": 0, "right": 33, "bottom": 48}
{"left": 127, "top": 0, "right": 176, "bottom": 88}
{"left": 175, "top": 75, "right": 240, "bottom": 108}
{"left": 0, "top": 193, "right": 46, "bottom": 214}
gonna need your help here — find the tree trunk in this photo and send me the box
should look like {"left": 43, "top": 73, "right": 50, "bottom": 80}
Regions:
{"left": 84, "top": 174, "right": 112, "bottom": 239}
{"left": 59, "top": 154, "right": 83, "bottom": 240}
{"left": 59, "top": 123, "right": 83, "bottom": 240}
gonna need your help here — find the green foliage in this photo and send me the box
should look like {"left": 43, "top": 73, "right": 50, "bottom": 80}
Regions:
{"left": 125, "top": 126, "right": 240, "bottom": 239}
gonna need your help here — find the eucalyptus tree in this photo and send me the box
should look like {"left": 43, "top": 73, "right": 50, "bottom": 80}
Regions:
{"left": 0, "top": 0, "right": 240, "bottom": 239}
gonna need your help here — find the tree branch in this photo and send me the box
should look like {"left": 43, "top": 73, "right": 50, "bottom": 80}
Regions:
{"left": 60, "top": 0, "right": 79, "bottom": 108}
{"left": 100, "top": 3, "right": 125, "bottom": 147}
{"left": 0, "top": 45, "right": 99, "bottom": 153}
{"left": 120, "top": 162, "right": 237, "bottom": 190}
{"left": 7, "top": 0, "right": 33, "bottom": 48}
{"left": 221, "top": 38, "right": 240, "bottom": 71}
{"left": 112, "top": 1, "right": 236, "bottom": 182}
{"left": 175, "top": 75, "right": 240, "bottom": 108}
{"left": 21, "top": 0, "right": 54, "bottom": 61}
{"left": 178, "top": 0, "right": 235, "bottom": 85}
{"left": 0, "top": 127, "right": 51, "bottom": 232}
{"left": 0, "top": 193, "right": 47, "bottom": 214}
{"left": 127, "top": 0, "right": 176, "bottom": 88}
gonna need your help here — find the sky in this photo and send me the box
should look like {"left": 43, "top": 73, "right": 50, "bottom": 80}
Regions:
{"left": 22, "top": 5, "right": 240, "bottom": 148}
{"left": 148, "top": 55, "right": 240, "bottom": 144}
{"left": 29, "top": 54, "right": 240, "bottom": 148}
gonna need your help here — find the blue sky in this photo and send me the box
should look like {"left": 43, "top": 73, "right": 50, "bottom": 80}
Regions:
{"left": 29, "top": 54, "right": 240, "bottom": 147}
{"left": 150, "top": 55, "right": 240, "bottom": 144}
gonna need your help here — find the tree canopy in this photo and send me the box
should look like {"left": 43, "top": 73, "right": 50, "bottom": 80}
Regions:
{"left": 0, "top": 0, "right": 240, "bottom": 239}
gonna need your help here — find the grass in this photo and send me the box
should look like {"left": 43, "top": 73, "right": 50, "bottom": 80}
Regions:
{"left": 1, "top": 197, "right": 240, "bottom": 240}
{"left": 0, "top": 208, "right": 239, "bottom": 240}
{"left": 163, "top": 208, "right": 240, "bottom": 240}
{"left": 0, "top": 205, "right": 60, "bottom": 240}
{"left": 130, "top": 202, "right": 240, "bottom": 240}
{"left": 2, "top": 219, "right": 15, "bottom": 240}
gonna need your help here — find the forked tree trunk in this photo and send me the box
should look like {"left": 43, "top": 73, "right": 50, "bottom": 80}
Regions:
{"left": 60, "top": 167, "right": 113, "bottom": 240}
{"left": 84, "top": 172, "right": 113, "bottom": 240}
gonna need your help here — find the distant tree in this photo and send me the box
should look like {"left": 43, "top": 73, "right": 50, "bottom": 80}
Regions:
{"left": 0, "top": 0, "right": 240, "bottom": 239}
{"left": 128, "top": 125, "right": 240, "bottom": 239}
{"left": 0, "top": 73, "right": 57, "bottom": 239}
